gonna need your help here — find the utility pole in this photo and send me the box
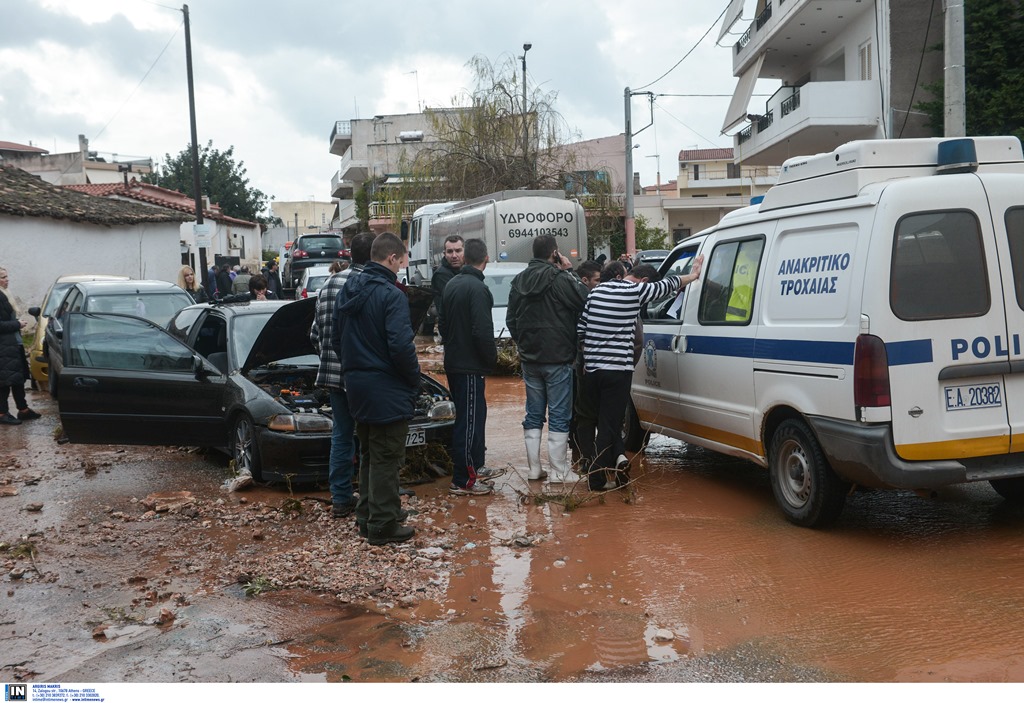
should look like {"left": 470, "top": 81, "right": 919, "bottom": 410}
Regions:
{"left": 624, "top": 87, "right": 635, "bottom": 257}
{"left": 183, "top": 4, "right": 208, "bottom": 286}
{"left": 521, "top": 43, "right": 532, "bottom": 187}
{"left": 944, "top": 0, "right": 966, "bottom": 137}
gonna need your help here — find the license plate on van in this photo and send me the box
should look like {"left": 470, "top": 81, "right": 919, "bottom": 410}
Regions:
{"left": 944, "top": 383, "right": 1002, "bottom": 411}
{"left": 406, "top": 428, "right": 426, "bottom": 446}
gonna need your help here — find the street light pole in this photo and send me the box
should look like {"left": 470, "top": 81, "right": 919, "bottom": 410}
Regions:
{"left": 521, "top": 42, "right": 532, "bottom": 187}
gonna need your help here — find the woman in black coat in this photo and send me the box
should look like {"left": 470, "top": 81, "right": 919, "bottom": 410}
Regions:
{"left": 0, "top": 268, "right": 39, "bottom": 425}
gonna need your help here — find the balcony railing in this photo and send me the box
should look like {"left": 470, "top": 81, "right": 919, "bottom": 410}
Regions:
{"left": 368, "top": 199, "right": 435, "bottom": 220}
{"left": 735, "top": 1, "right": 773, "bottom": 53}
{"left": 738, "top": 125, "right": 753, "bottom": 144}
{"left": 575, "top": 193, "right": 625, "bottom": 212}
{"left": 781, "top": 88, "right": 801, "bottom": 117}
{"left": 330, "top": 120, "right": 351, "bottom": 143}
{"left": 755, "top": 2, "right": 773, "bottom": 30}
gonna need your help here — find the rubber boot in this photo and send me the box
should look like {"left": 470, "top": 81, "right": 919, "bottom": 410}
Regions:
{"left": 525, "top": 428, "right": 546, "bottom": 480}
{"left": 546, "top": 431, "right": 571, "bottom": 484}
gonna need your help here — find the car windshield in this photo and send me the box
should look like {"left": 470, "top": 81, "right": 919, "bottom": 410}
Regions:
{"left": 231, "top": 311, "right": 317, "bottom": 368}
{"left": 483, "top": 273, "right": 518, "bottom": 306}
{"left": 84, "top": 292, "right": 191, "bottom": 326}
{"left": 307, "top": 275, "right": 329, "bottom": 291}
{"left": 43, "top": 283, "right": 74, "bottom": 316}
{"left": 299, "top": 236, "right": 342, "bottom": 251}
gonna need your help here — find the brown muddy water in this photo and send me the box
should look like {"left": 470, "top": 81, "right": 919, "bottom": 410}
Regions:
{"left": 5, "top": 365, "right": 1024, "bottom": 683}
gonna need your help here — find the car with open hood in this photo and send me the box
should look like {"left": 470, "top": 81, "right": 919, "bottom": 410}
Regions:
{"left": 55, "top": 289, "right": 454, "bottom": 484}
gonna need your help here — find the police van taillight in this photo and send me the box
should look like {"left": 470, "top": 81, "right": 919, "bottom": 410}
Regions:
{"left": 854, "top": 334, "right": 891, "bottom": 407}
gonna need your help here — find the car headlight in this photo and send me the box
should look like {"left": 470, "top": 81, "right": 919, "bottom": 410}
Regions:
{"left": 427, "top": 400, "right": 455, "bottom": 421}
{"left": 267, "top": 413, "right": 333, "bottom": 433}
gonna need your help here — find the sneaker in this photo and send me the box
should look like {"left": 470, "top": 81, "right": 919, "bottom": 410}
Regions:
{"left": 615, "top": 454, "right": 629, "bottom": 472}
{"left": 399, "top": 487, "right": 416, "bottom": 497}
{"left": 331, "top": 500, "right": 357, "bottom": 518}
{"left": 17, "top": 408, "right": 41, "bottom": 421}
{"left": 449, "top": 482, "right": 494, "bottom": 496}
{"left": 357, "top": 510, "right": 409, "bottom": 537}
{"left": 476, "top": 466, "right": 506, "bottom": 480}
{"left": 0, "top": 413, "right": 21, "bottom": 426}
{"left": 368, "top": 525, "right": 415, "bottom": 546}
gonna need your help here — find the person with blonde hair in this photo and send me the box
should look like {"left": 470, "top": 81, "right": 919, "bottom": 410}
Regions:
{"left": 0, "top": 267, "right": 40, "bottom": 424}
{"left": 177, "top": 265, "right": 209, "bottom": 304}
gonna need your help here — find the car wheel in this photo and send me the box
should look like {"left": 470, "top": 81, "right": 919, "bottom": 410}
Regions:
{"left": 990, "top": 477, "right": 1024, "bottom": 501}
{"left": 622, "top": 396, "right": 649, "bottom": 453}
{"left": 769, "top": 419, "right": 847, "bottom": 528}
{"left": 230, "top": 414, "right": 263, "bottom": 481}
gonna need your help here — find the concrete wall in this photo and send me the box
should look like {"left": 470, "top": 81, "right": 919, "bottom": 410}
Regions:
{"left": 0, "top": 215, "right": 183, "bottom": 312}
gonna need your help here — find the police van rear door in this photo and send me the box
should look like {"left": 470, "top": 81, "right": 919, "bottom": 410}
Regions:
{"left": 877, "top": 176, "right": 1011, "bottom": 461}
{"left": 981, "top": 175, "right": 1024, "bottom": 453}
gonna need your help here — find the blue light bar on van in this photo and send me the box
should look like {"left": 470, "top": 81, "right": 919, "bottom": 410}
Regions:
{"left": 936, "top": 138, "right": 979, "bottom": 174}
{"left": 750, "top": 195, "right": 765, "bottom": 205}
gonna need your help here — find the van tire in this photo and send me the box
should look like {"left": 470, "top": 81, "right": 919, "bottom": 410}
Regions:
{"left": 989, "top": 477, "right": 1024, "bottom": 501}
{"left": 769, "top": 419, "right": 847, "bottom": 528}
{"left": 622, "top": 397, "right": 649, "bottom": 452}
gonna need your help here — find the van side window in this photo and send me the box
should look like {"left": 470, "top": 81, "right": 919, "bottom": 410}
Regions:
{"left": 1005, "top": 208, "right": 1024, "bottom": 311}
{"left": 644, "top": 245, "right": 700, "bottom": 322}
{"left": 890, "top": 210, "right": 988, "bottom": 320}
{"left": 698, "top": 238, "right": 765, "bottom": 325}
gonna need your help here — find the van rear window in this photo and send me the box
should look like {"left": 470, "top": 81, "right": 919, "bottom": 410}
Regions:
{"left": 1005, "top": 208, "right": 1024, "bottom": 311}
{"left": 890, "top": 210, "right": 988, "bottom": 320}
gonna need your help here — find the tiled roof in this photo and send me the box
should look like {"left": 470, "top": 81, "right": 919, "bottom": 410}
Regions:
{"left": 0, "top": 141, "right": 48, "bottom": 154}
{"left": 0, "top": 164, "right": 189, "bottom": 225}
{"left": 679, "top": 148, "right": 735, "bottom": 162}
{"left": 65, "top": 179, "right": 258, "bottom": 227}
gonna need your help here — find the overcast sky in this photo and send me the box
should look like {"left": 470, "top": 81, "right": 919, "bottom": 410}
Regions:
{"left": 1, "top": 0, "right": 766, "bottom": 210}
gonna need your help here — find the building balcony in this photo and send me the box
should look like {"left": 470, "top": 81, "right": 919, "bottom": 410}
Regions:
{"left": 338, "top": 147, "right": 369, "bottom": 184}
{"left": 330, "top": 121, "right": 352, "bottom": 157}
{"left": 331, "top": 170, "right": 354, "bottom": 199}
{"left": 733, "top": 80, "right": 882, "bottom": 165}
{"left": 676, "top": 170, "right": 778, "bottom": 190}
{"left": 335, "top": 199, "right": 358, "bottom": 230}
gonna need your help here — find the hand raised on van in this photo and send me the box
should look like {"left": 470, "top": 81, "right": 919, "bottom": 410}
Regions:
{"left": 680, "top": 254, "right": 704, "bottom": 288}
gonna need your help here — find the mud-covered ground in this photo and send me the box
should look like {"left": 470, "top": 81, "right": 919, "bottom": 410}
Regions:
{"left": 6, "top": 361, "right": 1024, "bottom": 684}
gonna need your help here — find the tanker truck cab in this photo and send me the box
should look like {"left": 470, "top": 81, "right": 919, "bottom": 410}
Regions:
{"left": 628, "top": 136, "right": 1024, "bottom": 527}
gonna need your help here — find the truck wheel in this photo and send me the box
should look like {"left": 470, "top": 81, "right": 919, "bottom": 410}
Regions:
{"left": 230, "top": 414, "right": 263, "bottom": 481}
{"left": 769, "top": 419, "right": 847, "bottom": 528}
{"left": 989, "top": 477, "right": 1024, "bottom": 501}
{"left": 622, "top": 397, "right": 649, "bottom": 452}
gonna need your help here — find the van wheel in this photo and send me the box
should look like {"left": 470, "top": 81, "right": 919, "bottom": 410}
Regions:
{"left": 769, "top": 419, "right": 847, "bottom": 528}
{"left": 989, "top": 477, "right": 1024, "bottom": 501}
{"left": 230, "top": 414, "right": 263, "bottom": 481}
{"left": 622, "top": 397, "right": 649, "bottom": 452}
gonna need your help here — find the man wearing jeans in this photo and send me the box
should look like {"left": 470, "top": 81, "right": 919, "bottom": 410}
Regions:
{"left": 309, "top": 232, "right": 374, "bottom": 518}
{"left": 507, "top": 235, "right": 589, "bottom": 484}
{"left": 331, "top": 232, "right": 419, "bottom": 545}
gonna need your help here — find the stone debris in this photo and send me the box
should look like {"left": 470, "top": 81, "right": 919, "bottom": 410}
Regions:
{"left": 141, "top": 491, "right": 196, "bottom": 513}
{"left": 24, "top": 502, "right": 42, "bottom": 512}
{"left": 654, "top": 629, "right": 675, "bottom": 642}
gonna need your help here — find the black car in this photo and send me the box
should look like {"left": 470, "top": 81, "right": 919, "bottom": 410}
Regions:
{"left": 44, "top": 280, "right": 193, "bottom": 398}
{"left": 281, "top": 233, "right": 347, "bottom": 290}
{"left": 55, "top": 296, "right": 455, "bottom": 484}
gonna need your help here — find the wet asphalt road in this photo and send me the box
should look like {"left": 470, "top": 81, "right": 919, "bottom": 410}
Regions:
{"left": 5, "top": 363, "right": 1024, "bottom": 683}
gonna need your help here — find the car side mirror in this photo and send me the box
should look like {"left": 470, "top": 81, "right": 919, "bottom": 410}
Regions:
{"left": 28, "top": 306, "right": 41, "bottom": 317}
{"left": 193, "top": 354, "right": 214, "bottom": 379}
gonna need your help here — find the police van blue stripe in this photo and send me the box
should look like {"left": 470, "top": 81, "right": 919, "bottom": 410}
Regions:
{"left": 885, "top": 339, "right": 933, "bottom": 366}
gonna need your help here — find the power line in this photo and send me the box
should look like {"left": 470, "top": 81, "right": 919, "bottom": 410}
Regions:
{"left": 635, "top": 6, "right": 729, "bottom": 91}
{"left": 653, "top": 101, "right": 719, "bottom": 148}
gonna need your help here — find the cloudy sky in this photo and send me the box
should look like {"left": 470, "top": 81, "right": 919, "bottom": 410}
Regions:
{"left": 1, "top": 0, "right": 767, "bottom": 210}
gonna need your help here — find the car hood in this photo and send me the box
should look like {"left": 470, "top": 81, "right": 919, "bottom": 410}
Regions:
{"left": 241, "top": 286, "right": 433, "bottom": 374}
{"left": 241, "top": 297, "right": 317, "bottom": 374}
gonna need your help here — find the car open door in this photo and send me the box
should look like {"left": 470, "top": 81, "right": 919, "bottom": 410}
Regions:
{"left": 58, "top": 312, "right": 226, "bottom": 446}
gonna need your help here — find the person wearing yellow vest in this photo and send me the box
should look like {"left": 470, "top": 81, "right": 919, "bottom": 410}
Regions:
{"left": 724, "top": 245, "right": 759, "bottom": 322}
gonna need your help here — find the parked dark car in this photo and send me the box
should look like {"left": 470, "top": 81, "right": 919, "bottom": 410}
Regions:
{"left": 55, "top": 295, "right": 455, "bottom": 484}
{"left": 281, "top": 233, "right": 348, "bottom": 290}
{"left": 44, "top": 280, "right": 193, "bottom": 398}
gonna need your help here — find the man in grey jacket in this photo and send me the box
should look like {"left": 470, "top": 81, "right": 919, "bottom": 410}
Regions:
{"left": 506, "top": 235, "right": 589, "bottom": 484}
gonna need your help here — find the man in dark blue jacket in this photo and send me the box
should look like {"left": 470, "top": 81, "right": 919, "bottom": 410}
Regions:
{"left": 440, "top": 238, "right": 500, "bottom": 496}
{"left": 331, "top": 232, "right": 419, "bottom": 545}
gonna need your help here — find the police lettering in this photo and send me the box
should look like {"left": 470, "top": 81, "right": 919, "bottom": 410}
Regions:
{"left": 500, "top": 211, "right": 574, "bottom": 225}
{"left": 951, "top": 334, "right": 1022, "bottom": 360}
{"left": 776, "top": 253, "right": 850, "bottom": 276}
{"left": 778, "top": 276, "right": 838, "bottom": 296}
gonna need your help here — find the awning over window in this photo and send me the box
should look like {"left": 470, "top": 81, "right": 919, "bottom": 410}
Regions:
{"left": 721, "top": 52, "right": 765, "bottom": 134}
{"left": 717, "top": 0, "right": 746, "bottom": 43}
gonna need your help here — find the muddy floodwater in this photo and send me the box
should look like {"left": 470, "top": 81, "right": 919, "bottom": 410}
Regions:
{"left": 5, "top": 359, "right": 1024, "bottom": 683}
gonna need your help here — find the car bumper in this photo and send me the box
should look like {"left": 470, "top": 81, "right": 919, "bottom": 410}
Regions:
{"left": 29, "top": 347, "right": 48, "bottom": 384}
{"left": 806, "top": 415, "right": 1024, "bottom": 489}
{"left": 255, "top": 427, "right": 331, "bottom": 484}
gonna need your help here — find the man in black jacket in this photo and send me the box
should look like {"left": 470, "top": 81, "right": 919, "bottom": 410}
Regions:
{"left": 440, "top": 239, "right": 499, "bottom": 496}
{"left": 331, "top": 232, "right": 419, "bottom": 545}
{"left": 507, "top": 235, "right": 589, "bottom": 485}
{"left": 431, "top": 235, "right": 463, "bottom": 339}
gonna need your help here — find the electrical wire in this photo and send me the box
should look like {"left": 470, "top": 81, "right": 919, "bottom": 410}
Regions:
{"left": 653, "top": 101, "right": 719, "bottom": 148}
{"left": 634, "top": 5, "right": 730, "bottom": 91}
{"left": 898, "top": 0, "right": 937, "bottom": 138}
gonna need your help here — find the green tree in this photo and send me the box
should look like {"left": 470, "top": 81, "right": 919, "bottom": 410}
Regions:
{"left": 606, "top": 214, "right": 668, "bottom": 259}
{"left": 916, "top": 0, "right": 1024, "bottom": 142}
{"left": 143, "top": 141, "right": 273, "bottom": 225}
{"left": 404, "top": 54, "right": 582, "bottom": 201}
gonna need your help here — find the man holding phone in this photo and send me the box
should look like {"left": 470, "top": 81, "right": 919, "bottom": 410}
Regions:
{"left": 507, "top": 235, "right": 589, "bottom": 485}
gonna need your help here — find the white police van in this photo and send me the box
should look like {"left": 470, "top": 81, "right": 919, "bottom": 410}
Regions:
{"left": 627, "top": 136, "right": 1024, "bottom": 527}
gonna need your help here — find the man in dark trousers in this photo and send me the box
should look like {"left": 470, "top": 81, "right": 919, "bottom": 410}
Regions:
{"left": 308, "top": 232, "right": 375, "bottom": 519}
{"left": 431, "top": 234, "right": 463, "bottom": 338}
{"left": 440, "top": 238, "right": 501, "bottom": 496}
{"left": 331, "top": 232, "right": 418, "bottom": 545}
{"left": 265, "top": 260, "right": 283, "bottom": 299}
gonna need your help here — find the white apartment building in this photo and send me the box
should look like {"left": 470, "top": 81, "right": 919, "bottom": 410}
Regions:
{"left": 721, "top": 0, "right": 943, "bottom": 165}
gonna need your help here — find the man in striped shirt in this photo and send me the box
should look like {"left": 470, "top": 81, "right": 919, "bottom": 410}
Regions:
{"left": 576, "top": 257, "right": 703, "bottom": 489}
